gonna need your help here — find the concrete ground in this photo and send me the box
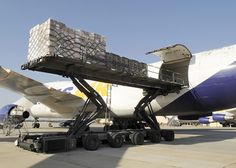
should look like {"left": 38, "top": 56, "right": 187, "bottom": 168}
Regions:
{"left": 0, "top": 124, "right": 236, "bottom": 168}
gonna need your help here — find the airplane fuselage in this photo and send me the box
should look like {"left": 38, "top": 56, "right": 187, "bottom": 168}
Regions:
{"left": 2, "top": 45, "right": 236, "bottom": 121}
{"left": 14, "top": 45, "right": 236, "bottom": 120}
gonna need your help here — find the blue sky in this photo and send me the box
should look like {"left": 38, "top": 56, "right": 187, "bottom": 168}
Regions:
{"left": 1, "top": 0, "right": 236, "bottom": 107}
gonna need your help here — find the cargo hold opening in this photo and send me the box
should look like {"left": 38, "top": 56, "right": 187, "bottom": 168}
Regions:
{"left": 147, "top": 44, "right": 192, "bottom": 86}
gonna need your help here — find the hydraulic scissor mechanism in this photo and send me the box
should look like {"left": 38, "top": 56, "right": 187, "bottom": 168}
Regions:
{"left": 17, "top": 77, "right": 176, "bottom": 153}
{"left": 134, "top": 89, "right": 161, "bottom": 130}
{"left": 67, "top": 76, "right": 109, "bottom": 138}
{"left": 107, "top": 89, "right": 175, "bottom": 143}
{"left": 133, "top": 89, "right": 174, "bottom": 143}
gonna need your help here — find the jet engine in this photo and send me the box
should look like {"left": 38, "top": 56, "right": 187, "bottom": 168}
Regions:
{"left": 212, "top": 114, "right": 234, "bottom": 122}
{"left": 198, "top": 117, "right": 213, "bottom": 124}
{"left": 0, "top": 104, "right": 29, "bottom": 123}
{"left": 0, "top": 104, "right": 30, "bottom": 135}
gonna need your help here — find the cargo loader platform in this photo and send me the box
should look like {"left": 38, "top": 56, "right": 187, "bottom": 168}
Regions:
{"left": 21, "top": 54, "right": 184, "bottom": 92}
{"left": 22, "top": 18, "right": 187, "bottom": 92}
{"left": 19, "top": 52, "right": 185, "bottom": 153}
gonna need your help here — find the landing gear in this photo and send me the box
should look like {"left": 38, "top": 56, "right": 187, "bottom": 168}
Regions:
{"left": 222, "top": 123, "right": 230, "bottom": 127}
{"left": 231, "top": 124, "right": 236, "bottom": 127}
{"left": 222, "top": 123, "right": 236, "bottom": 128}
{"left": 48, "top": 123, "right": 53, "bottom": 127}
{"left": 32, "top": 118, "right": 40, "bottom": 128}
{"left": 32, "top": 122, "right": 40, "bottom": 128}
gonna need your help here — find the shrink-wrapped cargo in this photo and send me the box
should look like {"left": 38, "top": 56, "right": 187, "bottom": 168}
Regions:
{"left": 28, "top": 18, "right": 106, "bottom": 62}
{"left": 26, "top": 18, "right": 148, "bottom": 79}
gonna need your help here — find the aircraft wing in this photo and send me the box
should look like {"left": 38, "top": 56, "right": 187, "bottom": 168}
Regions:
{"left": 0, "top": 66, "right": 84, "bottom": 114}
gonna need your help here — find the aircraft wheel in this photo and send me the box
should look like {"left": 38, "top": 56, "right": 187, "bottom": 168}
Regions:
{"left": 36, "top": 123, "right": 40, "bottom": 128}
{"left": 32, "top": 123, "right": 40, "bottom": 128}
{"left": 48, "top": 123, "right": 53, "bottom": 127}
{"left": 130, "top": 132, "right": 144, "bottom": 145}
{"left": 83, "top": 134, "right": 100, "bottom": 151}
{"left": 148, "top": 130, "right": 161, "bottom": 143}
{"left": 32, "top": 123, "right": 36, "bottom": 128}
{"left": 108, "top": 133, "right": 124, "bottom": 148}
{"left": 231, "top": 124, "right": 236, "bottom": 127}
{"left": 222, "top": 123, "right": 227, "bottom": 127}
{"left": 161, "top": 130, "right": 175, "bottom": 141}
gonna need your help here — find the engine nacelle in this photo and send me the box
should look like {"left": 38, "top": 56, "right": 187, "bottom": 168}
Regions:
{"left": 0, "top": 104, "right": 30, "bottom": 124}
{"left": 212, "top": 114, "right": 234, "bottom": 122}
{"left": 9, "top": 106, "right": 30, "bottom": 120}
{"left": 198, "top": 117, "right": 213, "bottom": 124}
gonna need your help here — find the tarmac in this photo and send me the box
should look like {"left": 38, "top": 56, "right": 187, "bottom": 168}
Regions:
{"left": 0, "top": 124, "right": 236, "bottom": 168}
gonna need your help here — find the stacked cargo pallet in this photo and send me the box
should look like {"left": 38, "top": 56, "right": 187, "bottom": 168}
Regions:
{"left": 28, "top": 18, "right": 106, "bottom": 62}
{"left": 27, "top": 18, "right": 147, "bottom": 78}
{"left": 106, "top": 53, "right": 147, "bottom": 77}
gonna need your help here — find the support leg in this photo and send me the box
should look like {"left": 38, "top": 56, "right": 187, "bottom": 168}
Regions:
{"left": 67, "top": 76, "right": 109, "bottom": 138}
{"left": 134, "top": 89, "right": 175, "bottom": 142}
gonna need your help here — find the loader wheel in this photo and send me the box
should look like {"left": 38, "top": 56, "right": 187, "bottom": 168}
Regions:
{"left": 108, "top": 133, "right": 124, "bottom": 148}
{"left": 161, "top": 130, "right": 175, "bottom": 141}
{"left": 148, "top": 130, "right": 161, "bottom": 143}
{"left": 130, "top": 132, "right": 144, "bottom": 145}
{"left": 83, "top": 134, "right": 100, "bottom": 151}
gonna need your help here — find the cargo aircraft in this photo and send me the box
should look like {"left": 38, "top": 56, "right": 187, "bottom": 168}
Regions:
{"left": 1, "top": 44, "right": 236, "bottom": 134}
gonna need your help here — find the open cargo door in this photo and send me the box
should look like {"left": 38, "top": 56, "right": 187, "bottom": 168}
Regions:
{"left": 147, "top": 44, "right": 192, "bottom": 86}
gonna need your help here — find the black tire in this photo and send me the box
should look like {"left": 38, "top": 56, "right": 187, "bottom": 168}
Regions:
{"left": 231, "top": 124, "right": 236, "bottom": 127}
{"left": 83, "top": 134, "right": 100, "bottom": 151}
{"left": 108, "top": 133, "right": 124, "bottom": 148}
{"left": 222, "top": 123, "right": 228, "bottom": 127}
{"left": 36, "top": 123, "right": 40, "bottom": 128}
{"left": 32, "top": 123, "right": 40, "bottom": 128}
{"left": 130, "top": 132, "right": 144, "bottom": 145}
{"left": 32, "top": 123, "right": 36, "bottom": 128}
{"left": 148, "top": 130, "right": 161, "bottom": 143}
{"left": 161, "top": 130, "right": 175, "bottom": 141}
